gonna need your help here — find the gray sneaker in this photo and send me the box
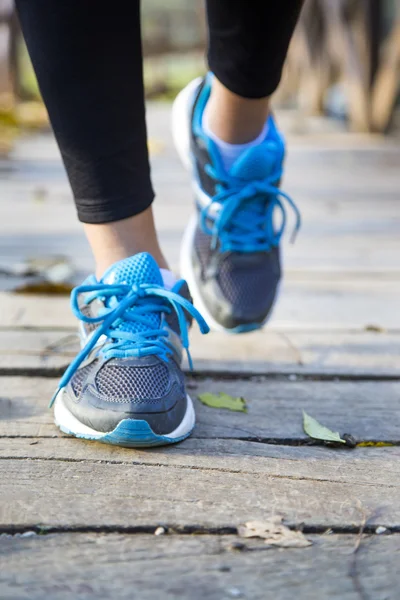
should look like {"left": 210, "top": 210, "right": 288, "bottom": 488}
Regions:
{"left": 172, "top": 75, "right": 301, "bottom": 333}
{"left": 51, "top": 252, "right": 208, "bottom": 447}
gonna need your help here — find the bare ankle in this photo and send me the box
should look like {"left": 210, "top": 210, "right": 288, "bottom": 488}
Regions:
{"left": 83, "top": 207, "right": 169, "bottom": 278}
{"left": 204, "top": 77, "right": 270, "bottom": 144}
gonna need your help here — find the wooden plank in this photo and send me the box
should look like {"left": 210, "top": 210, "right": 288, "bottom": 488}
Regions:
{"left": 1, "top": 328, "right": 400, "bottom": 377}
{"left": 1, "top": 376, "right": 399, "bottom": 442}
{"left": 1, "top": 130, "right": 400, "bottom": 280}
{"left": 1, "top": 455, "right": 399, "bottom": 528}
{"left": 272, "top": 278, "right": 400, "bottom": 330}
{"left": 2, "top": 437, "right": 400, "bottom": 488}
{"left": 1, "top": 194, "right": 399, "bottom": 285}
{"left": 1, "top": 276, "right": 400, "bottom": 330}
{"left": 0, "top": 533, "right": 399, "bottom": 600}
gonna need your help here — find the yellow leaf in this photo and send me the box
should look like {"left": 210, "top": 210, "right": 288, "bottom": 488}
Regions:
{"left": 357, "top": 441, "right": 394, "bottom": 448}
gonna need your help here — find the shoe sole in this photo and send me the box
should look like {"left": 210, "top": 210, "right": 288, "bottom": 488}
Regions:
{"left": 53, "top": 389, "right": 196, "bottom": 448}
{"left": 172, "top": 79, "right": 278, "bottom": 334}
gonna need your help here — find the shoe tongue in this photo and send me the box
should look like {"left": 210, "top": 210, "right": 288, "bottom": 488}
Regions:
{"left": 100, "top": 253, "right": 164, "bottom": 339}
{"left": 101, "top": 252, "right": 163, "bottom": 287}
{"left": 229, "top": 140, "right": 280, "bottom": 181}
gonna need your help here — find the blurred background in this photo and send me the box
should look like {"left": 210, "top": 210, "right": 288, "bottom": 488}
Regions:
{"left": 0, "top": 0, "right": 399, "bottom": 299}
{"left": 0, "top": 0, "right": 399, "bottom": 154}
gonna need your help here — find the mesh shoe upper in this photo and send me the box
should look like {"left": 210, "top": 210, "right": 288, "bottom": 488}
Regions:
{"left": 95, "top": 359, "right": 170, "bottom": 402}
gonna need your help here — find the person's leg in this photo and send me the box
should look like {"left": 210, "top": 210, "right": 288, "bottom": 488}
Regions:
{"left": 15, "top": 1, "right": 208, "bottom": 448}
{"left": 15, "top": 0, "right": 168, "bottom": 278}
{"left": 84, "top": 209, "right": 168, "bottom": 279}
{"left": 172, "top": 1, "right": 303, "bottom": 332}
{"left": 205, "top": 0, "right": 303, "bottom": 143}
{"left": 203, "top": 77, "right": 271, "bottom": 144}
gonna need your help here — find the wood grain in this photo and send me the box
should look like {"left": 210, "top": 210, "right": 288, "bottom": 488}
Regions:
{"left": 1, "top": 437, "right": 400, "bottom": 487}
{"left": 1, "top": 276, "right": 400, "bottom": 330}
{"left": 1, "top": 376, "right": 399, "bottom": 442}
{"left": 1, "top": 533, "right": 399, "bottom": 600}
{"left": 1, "top": 456, "right": 399, "bottom": 528}
{"left": 1, "top": 328, "right": 400, "bottom": 376}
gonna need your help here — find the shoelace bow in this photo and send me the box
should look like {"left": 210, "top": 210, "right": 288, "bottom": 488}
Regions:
{"left": 201, "top": 165, "right": 301, "bottom": 253}
{"left": 49, "top": 282, "right": 209, "bottom": 407}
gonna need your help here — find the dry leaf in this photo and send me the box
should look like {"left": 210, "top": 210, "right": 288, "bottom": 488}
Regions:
{"left": 10, "top": 256, "right": 75, "bottom": 295}
{"left": 364, "top": 324, "right": 386, "bottom": 333}
{"left": 197, "top": 392, "right": 247, "bottom": 412}
{"left": 238, "top": 517, "right": 312, "bottom": 548}
{"left": 14, "top": 282, "right": 73, "bottom": 295}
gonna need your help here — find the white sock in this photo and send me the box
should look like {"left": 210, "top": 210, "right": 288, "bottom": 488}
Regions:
{"left": 160, "top": 268, "right": 177, "bottom": 290}
{"left": 202, "top": 114, "right": 269, "bottom": 172}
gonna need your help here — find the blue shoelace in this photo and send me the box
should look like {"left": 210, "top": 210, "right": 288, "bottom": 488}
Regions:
{"left": 49, "top": 282, "right": 209, "bottom": 407}
{"left": 200, "top": 165, "right": 301, "bottom": 253}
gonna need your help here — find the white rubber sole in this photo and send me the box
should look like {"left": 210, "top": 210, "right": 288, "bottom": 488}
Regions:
{"left": 53, "top": 389, "right": 196, "bottom": 447}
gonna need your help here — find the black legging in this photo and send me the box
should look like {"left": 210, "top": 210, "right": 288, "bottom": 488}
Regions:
{"left": 15, "top": 1, "right": 303, "bottom": 224}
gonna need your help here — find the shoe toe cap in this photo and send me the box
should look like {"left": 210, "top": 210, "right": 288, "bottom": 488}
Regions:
{"left": 64, "top": 356, "right": 187, "bottom": 435}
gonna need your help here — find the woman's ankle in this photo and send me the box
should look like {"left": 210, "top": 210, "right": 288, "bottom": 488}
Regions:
{"left": 83, "top": 207, "right": 169, "bottom": 278}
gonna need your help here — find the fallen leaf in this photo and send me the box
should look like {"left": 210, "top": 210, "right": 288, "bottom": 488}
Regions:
{"left": 357, "top": 441, "right": 394, "bottom": 448}
{"left": 238, "top": 517, "right": 312, "bottom": 548}
{"left": 364, "top": 324, "right": 386, "bottom": 333}
{"left": 197, "top": 392, "right": 247, "bottom": 412}
{"left": 303, "top": 411, "right": 346, "bottom": 444}
{"left": 11, "top": 256, "right": 75, "bottom": 295}
{"left": 14, "top": 282, "right": 73, "bottom": 295}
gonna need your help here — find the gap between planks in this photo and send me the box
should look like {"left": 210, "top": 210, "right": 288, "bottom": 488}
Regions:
{"left": 0, "top": 525, "right": 398, "bottom": 536}
{"left": 1, "top": 369, "right": 400, "bottom": 381}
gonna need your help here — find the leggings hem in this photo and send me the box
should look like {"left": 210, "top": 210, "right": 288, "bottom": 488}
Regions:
{"left": 76, "top": 191, "right": 155, "bottom": 225}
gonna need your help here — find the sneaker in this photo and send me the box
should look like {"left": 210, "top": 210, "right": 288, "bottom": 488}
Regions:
{"left": 172, "top": 74, "right": 300, "bottom": 333}
{"left": 50, "top": 252, "right": 209, "bottom": 447}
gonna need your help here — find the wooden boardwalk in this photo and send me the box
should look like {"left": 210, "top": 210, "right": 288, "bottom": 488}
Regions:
{"left": 1, "top": 106, "right": 400, "bottom": 599}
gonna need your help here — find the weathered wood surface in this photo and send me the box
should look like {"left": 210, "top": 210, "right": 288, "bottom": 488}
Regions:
{"left": 1, "top": 107, "right": 399, "bottom": 598}
{"left": 1, "top": 377, "right": 399, "bottom": 442}
{"left": 1, "top": 278, "right": 400, "bottom": 330}
{"left": 1, "top": 115, "right": 400, "bottom": 278}
{"left": 1, "top": 196, "right": 399, "bottom": 277}
{"left": 1, "top": 455, "right": 399, "bottom": 528}
{"left": 1, "top": 533, "right": 399, "bottom": 600}
{"left": 2, "top": 437, "right": 400, "bottom": 487}
{"left": 1, "top": 327, "right": 400, "bottom": 376}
